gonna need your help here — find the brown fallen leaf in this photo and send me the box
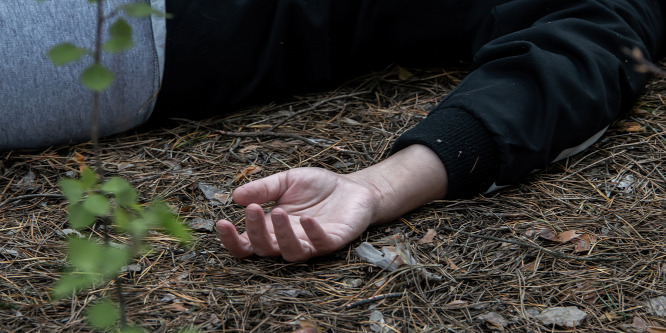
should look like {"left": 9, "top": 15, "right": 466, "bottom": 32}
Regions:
{"left": 557, "top": 230, "right": 582, "bottom": 243}
{"left": 165, "top": 303, "right": 188, "bottom": 312}
{"left": 234, "top": 165, "right": 262, "bottom": 183}
{"left": 572, "top": 233, "right": 597, "bottom": 253}
{"left": 602, "top": 311, "right": 621, "bottom": 321}
{"left": 631, "top": 316, "right": 648, "bottom": 330}
{"left": 478, "top": 312, "right": 508, "bottom": 331}
{"left": 648, "top": 327, "right": 666, "bottom": 333}
{"left": 523, "top": 261, "right": 540, "bottom": 271}
{"left": 72, "top": 151, "right": 85, "bottom": 164}
{"left": 417, "top": 229, "right": 437, "bottom": 244}
{"left": 446, "top": 258, "right": 465, "bottom": 271}
{"left": 619, "top": 121, "right": 646, "bottom": 132}
{"left": 238, "top": 144, "right": 261, "bottom": 154}
{"left": 397, "top": 66, "right": 413, "bottom": 80}
{"left": 294, "top": 319, "right": 320, "bottom": 333}
{"left": 526, "top": 227, "right": 559, "bottom": 242}
{"left": 72, "top": 151, "right": 87, "bottom": 171}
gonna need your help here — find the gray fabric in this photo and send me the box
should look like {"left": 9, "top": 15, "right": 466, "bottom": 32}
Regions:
{"left": 0, "top": 0, "right": 161, "bottom": 150}
{"left": 150, "top": 0, "right": 166, "bottom": 80}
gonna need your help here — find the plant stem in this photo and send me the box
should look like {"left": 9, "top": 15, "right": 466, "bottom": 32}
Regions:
{"left": 92, "top": 1, "right": 127, "bottom": 328}
{"left": 91, "top": 0, "right": 104, "bottom": 177}
{"left": 115, "top": 280, "right": 127, "bottom": 326}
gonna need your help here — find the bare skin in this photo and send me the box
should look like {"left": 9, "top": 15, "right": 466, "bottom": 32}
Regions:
{"left": 216, "top": 144, "right": 448, "bottom": 262}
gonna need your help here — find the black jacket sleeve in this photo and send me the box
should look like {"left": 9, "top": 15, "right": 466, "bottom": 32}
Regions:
{"left": 392, "top": 0, "right": 665, "bottom": 198}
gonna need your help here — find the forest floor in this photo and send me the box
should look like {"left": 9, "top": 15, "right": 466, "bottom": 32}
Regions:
{"left": 1, "top": 65, "right": 666, "bottom": 332}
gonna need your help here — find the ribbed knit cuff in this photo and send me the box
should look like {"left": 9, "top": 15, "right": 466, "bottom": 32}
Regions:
{"left": 391, "top": 108, "right": 500, "bottom": 198}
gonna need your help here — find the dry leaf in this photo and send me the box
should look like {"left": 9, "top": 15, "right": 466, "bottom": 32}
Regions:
{"left": 632, "top": 316, "right": 648, "bottom": 330}
{"left": 646, "top": 296, "right": 666, "bottom": 317}
{"left": 214, "top": 192, "right": 231, "bottom": 204}
{"left": 523, "top": 261, "right": 540, "bottom": 271}
{"left": 72, "top": 152, "right": 85, "bottom": 163}
{"left": 187, "top": 218, "right": 216, "bottom": 232}
{"left": 601, "top": 311, "right": 620, "bottom": 321}
{"left": 198, "top": 183, "right": 229, "bottom": 204}
{"left": 397, "top": 66, "right": 413, "bottom": 80}
{"left": 572, "top": 233, "right": 597, "bottom": 253}
{"left": 648, "top": 327, "right": 666, "bottom": 333}
{"left": 478, "top": 312, "right": 508, "bottom": 331}
{"left": 417, "top": 229, "right": 437, "bottom": 244}
{"left": 238, "top": 144, "right": 261, "bottom": 154}
{"left": 179, "top": 205, "right": 195, "bottom": 213}
{"left": 234, "top": 165, "right": 262, "bottom": 183}
{"left": 557, "top": 230, "right": 582, "bottom": 243}
{"left": 447, "top": 258, "right": 463, "bottom": 270}
{"left": 620, "top": 121, "right": 646, "bottom": 132}
{"left": 165, "top": 303, "right": 188, "bottom": 312}
{"left": 537, "top": 306, "right": 586, "bottom": 328}
{"left": 294, "top": 320, "right": 320, "bottom": 333}
{"left": 526, "top": 228, "right": 559, "bottom": 242}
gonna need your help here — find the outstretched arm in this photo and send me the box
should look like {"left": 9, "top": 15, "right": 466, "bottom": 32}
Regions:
{"left": 216, "top": 144, "right": 447, "bottom": 262}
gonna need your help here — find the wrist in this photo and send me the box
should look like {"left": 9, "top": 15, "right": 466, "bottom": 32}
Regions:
{"left": 346, "top": 144, "right": 448, "bottom": 224}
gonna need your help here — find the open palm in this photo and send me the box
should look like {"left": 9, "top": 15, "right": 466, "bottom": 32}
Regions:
{"left": 216, "top": 167, "right": 379, "bottom": 262}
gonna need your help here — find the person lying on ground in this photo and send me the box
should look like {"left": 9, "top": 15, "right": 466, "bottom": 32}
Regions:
{"left": 1, "top": 1, "right": 664, "bottom": 261}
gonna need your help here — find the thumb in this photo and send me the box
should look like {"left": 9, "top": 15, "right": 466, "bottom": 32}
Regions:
{"left": 232, "top": 171, "right": 288, "bottom": 206}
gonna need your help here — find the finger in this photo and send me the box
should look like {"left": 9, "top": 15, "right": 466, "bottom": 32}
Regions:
{"left": 271, "top": 208, "right": 312, "bottom": 262}
{"left": 215, "top": 220, "right": 253, "bottom": 258}
{"left": 300, "top": 216, "right": 339, "bottom": 254}
{"left": 244, "top": 204, "right": 280, "bottom": 256}
{"left": 232, "top": 172, "right": 288, "bottom": 206}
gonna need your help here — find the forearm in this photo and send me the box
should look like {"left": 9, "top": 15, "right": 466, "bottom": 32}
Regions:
{"left": 346, "top": 144, "right": 448, "bottom": 225}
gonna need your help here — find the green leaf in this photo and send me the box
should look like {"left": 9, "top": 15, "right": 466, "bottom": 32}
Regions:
{"left": 83, "top": 194, "right": 110, "bottom": 216}
{"left": 66, "top": 238, "right": 130, "bottom": 277}
{"left": 59, "top": 179, "right": 84, "bottom": 203}
{"left": 80, "top": 63, "right": 114, "bottom": 92}
{"left": 121, "top": 3, "right": 153, "bottom": 17}
{"left": 100, "top": 245, "right": 131, "bottom": 276}
{"left": 112, "top": 208, "right": 131, "bottom": 233}
{"left": 47, "top": 43, "right": 86, "bottom": 66}
{"left": 150, "top": 202, "right": 192, "bottom": 243}
{"left": 67, "top": 203, "right": 96, "bottom": 229}
{"left": 51, "top": 273, "right": 97, "bottom": 299}
{"left": 122, "top": 3, "right": 172, "bottom": 18}
{"left": 67, "top": 238, "right": 103, "bottom": 272}
{"left": 103, "top": 18, "right": 134, "bottom": 53}
{"left": 87, "top": 299, "right": 119, "bottom": 329}
{"left": 79, "top": 167, "right": 98, "bottom": 189}
{"left": 101, "top": 177, "right": 137, "bottom": 206}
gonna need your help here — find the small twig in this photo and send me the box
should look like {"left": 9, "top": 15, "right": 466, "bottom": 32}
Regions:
{"left": 440, "top": 226, "right": 620, "bottom": 262}
{"left": 269, "top": 90, "right": 370, "bottom": 131}
{"left": 0, "top": 193, "right": 64, "bottom": 209}
{"left": 345, "top": 292, "right": 405, "bottom": 309}
{"left": 219, "top": 130, "right": 370, "bottom": 155}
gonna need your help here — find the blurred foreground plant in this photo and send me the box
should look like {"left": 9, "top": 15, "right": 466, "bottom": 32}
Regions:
{"left": 37, "top": 1, "right": 195, "bottom": 331}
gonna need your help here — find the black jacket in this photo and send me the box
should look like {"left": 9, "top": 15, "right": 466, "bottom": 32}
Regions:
{"left": 160, "top": 0, "right": 665, "bottom": 198}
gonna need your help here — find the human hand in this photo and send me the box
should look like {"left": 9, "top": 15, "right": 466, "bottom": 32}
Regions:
{"left": 216, "top": 167, "right": 380, "bottom": 262}
{"left": 216, "top": 144, "right": 448, "bottom": 262}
